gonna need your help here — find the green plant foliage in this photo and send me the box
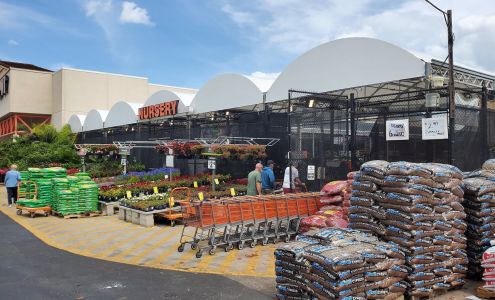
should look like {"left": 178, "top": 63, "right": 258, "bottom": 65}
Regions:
{"left": 0, "top": 125, "right": 80, "bottom": 170}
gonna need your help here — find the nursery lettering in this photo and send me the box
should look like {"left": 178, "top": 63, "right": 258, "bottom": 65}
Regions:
{"left": 138, "top": 100, "right": 179, "bottom": 120}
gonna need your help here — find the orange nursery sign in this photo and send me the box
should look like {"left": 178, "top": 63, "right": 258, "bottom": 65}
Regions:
{"left": 138, "top": 100, "right": 179, "bottom": 120}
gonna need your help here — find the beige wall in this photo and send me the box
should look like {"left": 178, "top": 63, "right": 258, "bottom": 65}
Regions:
{"left": 148, "top": 83, "right": 197, "bottom": 96}
{"left": 0, "top": 66, "right": 197, "bottom": 130}
{"left": 0, "top": 68, "right": 52, "bottom": 118}
{"left": 52, "top": 68, "right": 150, "bottom": 129}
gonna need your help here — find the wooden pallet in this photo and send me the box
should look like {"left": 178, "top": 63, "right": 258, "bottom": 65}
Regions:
{"left": 477, "top": 286, "right": 495, "bottom": 299}
{"left": 409, "top": 289, "right": 448, "bottom": 300}
{"left": 52, "top": 211, "right": 102, "bottom": 219}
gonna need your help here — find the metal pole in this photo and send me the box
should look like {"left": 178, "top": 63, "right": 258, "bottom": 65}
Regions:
{"left": 447, "top": 9, "right": 455, "bottom": 165}
{"left": 287, "top": 91, "right": 292, "bottom": 193}
{"left": 350, "top": 93, "right": 357, "bottom": 170}
{"left": 481, "top": 85, "right": 488, "bottom": 163}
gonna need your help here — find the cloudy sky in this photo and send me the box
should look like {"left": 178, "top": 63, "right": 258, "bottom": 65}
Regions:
{"left": 1, "top": 0, "right": 494, "bottom": 88}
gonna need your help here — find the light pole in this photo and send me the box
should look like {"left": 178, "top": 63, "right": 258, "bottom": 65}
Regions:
{"left": 424, "top": 1, "right": 455, "bottom": 164}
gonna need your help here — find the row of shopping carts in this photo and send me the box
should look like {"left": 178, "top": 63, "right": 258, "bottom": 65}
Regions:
{"left": 177, "top": 193, "right": 320, "bottom": 258}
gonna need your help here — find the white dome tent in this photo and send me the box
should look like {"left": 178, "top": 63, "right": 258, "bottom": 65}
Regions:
{"left": 266, "top": 37, "right": 426, "bottom": 102}
{"left": 143, "top": 90, "right": 192, "bottom": 114}
{"left": 67, "top": 114, "right": 86, "bottom": 133}
{"left": 83, "top": 109, "right": 108, "bottom": 131}
{"left": 104, "top": 101, "right": 142, "bottom": 128}
{"left": 189, "top": 73, "right": 275, "bottom": 114}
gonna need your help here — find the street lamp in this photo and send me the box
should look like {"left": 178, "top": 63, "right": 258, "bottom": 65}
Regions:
{"left": 424, "top": 0, "right": 455, "bottom": 164}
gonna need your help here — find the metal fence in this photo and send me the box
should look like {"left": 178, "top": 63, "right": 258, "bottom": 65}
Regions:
{"left": 286, "top": 87, "right": 494, "bottom": 187}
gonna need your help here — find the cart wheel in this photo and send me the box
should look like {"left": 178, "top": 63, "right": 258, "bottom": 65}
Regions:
{"left": 238, "top": 242, "right": 244, "bottom": 250}
{"left": 250, "top": 241, "right": 256, "bottom": 248}
{"left": 30, "top": 212, "right": 35, "bottom": 218}
{"left": 273, "top": 237, "right": 278, "bottom": 244}
{"left": 16, "top": 209, "right": 22, "bottom": 215}
{"left": 196, "top": 251, "right": 203, "bottom": 258}
{"left": 191, "top": 243, "right": 198, "bottom": 250}
{"left": 285, "top": 236, "right": 291, "bottom": 243}
{"left": 227, "top": 244, "right": 234, "bottom": 251}
{"left": 178, "top": 244, "right": 185, "bottom": 253}
{"left": 262, "top": 239, "right": 268, "bottom": 246}
{"left": 44, "top": 212, "right": 49, "bottom": 217}
{"left": 209, "top": 248, "right": 215, "bottom": 255}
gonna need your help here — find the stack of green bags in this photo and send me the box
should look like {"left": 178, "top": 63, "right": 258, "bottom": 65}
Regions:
{"left": 77, "top": 182, "right": 99, "bottom": 212}
{"left": 67, "top": 176, "right": 80, "bottom": 188}
{"left": 18, "top": 171, "right": 35, "bottom": 200}
{"left": 55, "top": 189, "right": 78, "bottom": 215}
{"left": 51, "top": 178, "right": 70, "bottom": 212}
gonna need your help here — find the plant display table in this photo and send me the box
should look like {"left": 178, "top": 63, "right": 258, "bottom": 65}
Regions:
{"left": 118, "top": 206, "right": 181, "bottom": 227}
{"left": 98, "top": 201, "right": 119, "bottom": 216}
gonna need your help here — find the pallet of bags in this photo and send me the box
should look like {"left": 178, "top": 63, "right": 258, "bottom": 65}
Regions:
{"left": 274, "top": 228, "right": 408, "bottom": 300}
{"left": 349, "top": 161, "right": 467, "bottom": 297}
{"left": 463, "top": 163, "right": 495, "bottom": 278}
{"left": 299, "top": 206, "right": 348, "bottom": 233}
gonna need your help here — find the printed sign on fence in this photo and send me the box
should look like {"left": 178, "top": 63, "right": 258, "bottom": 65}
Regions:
{"left": 422, "top": 115, "right": 448, "bottom": 140}
{"left": 386, "top": 119, "right": 409, "bottom": 141}
{"left": 153, "top": 187, "right": 158, "bottom": 194}
{"left": 307, "top": 165, "right": 315, "bottom": 181}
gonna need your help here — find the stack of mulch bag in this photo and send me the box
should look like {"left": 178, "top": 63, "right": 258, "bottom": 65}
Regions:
{"left": 274, "top": 228, "right": 408, "bottom": 300}
{"left": 349, "top": 161, "right": 467, "bottom": 297}
{"left": 463, "top": 159, "right": 495, "bottom": 278}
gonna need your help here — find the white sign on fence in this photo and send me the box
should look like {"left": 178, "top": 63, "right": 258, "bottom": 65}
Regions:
{"left": 307, "top": 165, "right": 315, "bottom": 181}
{"left": 386, "top": 119, "right": 409, "bottom": 141}
{"left": 208, "top": 159, "right": 216, "bottom": 170}
{"left": 165, "top": 155, "right": 174, "bottom": 167}
{"left": 422, "top": 115, "right": 449, "bottom": 140}
{"left": 120, "top": 158, "right": 127, "bottom": 166}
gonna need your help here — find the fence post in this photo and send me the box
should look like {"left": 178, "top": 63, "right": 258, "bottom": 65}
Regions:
{"left": 287, "top": 91, "right": 292, "bottom": 193}
{"left": 350, "top": 93, "right": 357, "bottom": 170}
{"left": 481, "top": 85, "right": 489, "bottom": 162}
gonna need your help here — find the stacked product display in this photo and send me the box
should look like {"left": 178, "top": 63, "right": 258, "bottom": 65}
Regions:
{"left": 274, "top": 228, "right": 408, "bottom": 299}
{"left": 16, "top": 168, "right": 99, "bottom": 216}
{"left": 463, "top": 159, "right": 495, "bottom": 278}
{"left": 299, "top": 180, "right": 352, "bottom": 232}
{"left": 349, "top": 161, "right": 467, "bottom": 297}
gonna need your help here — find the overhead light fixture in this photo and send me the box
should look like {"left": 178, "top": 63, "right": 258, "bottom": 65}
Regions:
{"left": 160, "top": 122, "right": 165, "bottom": 126}
{"left": 125, "top": 127, "right": 129, "bottom": 132}
{"left": 170, "top": 120, "right": 174, "bottom": 126}
{"left": 211, "top": 115, "right": 215, "bottom": 121}
{"left": 131, "top": 127, "right": 135, "bottom": 132}
{"left": 290, "top": 105, "right": 294, "bottom": 112}
{"left": 225, "top": 111, "right": 230, "bottom": 116}
{"left": 308, "top": 99, "right": 315, "bottom": 108}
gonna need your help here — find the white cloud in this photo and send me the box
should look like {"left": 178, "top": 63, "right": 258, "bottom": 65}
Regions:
{"left": 0, "top": 1, "right": 52, "bottom": 29}
{"left": 84, "top": 0, "right": 113, "bottom": 16}
{"left": 221, "top": 0, "right": 495, "bottom": 73}
{"left": 8, "top": 39, "right": 19, "bottom": 46}
{"left": 249, "top": 71, "right": 280, "bottom": 81}
{"left": 50, "top": 63, "right": 73, "bottom": 70}
{"left": 119, "top": 1, "right": 154, "bottom": 26}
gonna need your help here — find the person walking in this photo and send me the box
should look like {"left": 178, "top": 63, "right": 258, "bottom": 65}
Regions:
{"left": 4, "top": 164, "right": 20, "bottom": 207}
{"left": 261, "top": 160, "right": 275, "bottom": 194}
{"left": 247, "top": 163, "right": 263, "bottom": 196}
{"left": 282, "top": 162, "right": 304, "bottom": 194}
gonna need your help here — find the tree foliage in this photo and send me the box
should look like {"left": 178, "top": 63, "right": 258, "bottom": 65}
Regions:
{"left": 0, "top": 124, "right": 80, "bottom": 170}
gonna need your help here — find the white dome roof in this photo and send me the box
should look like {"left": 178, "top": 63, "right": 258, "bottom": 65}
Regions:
{"left": 104, "top": 101, "right": 141, "bottom": 128}
{"left": 67, "top": 114, "right": 86, "bottom": 133}
{"left": 189, "top": 73, "right": 273, "bottom": 114}
{"left": 83, "top": 110, "right": 108, "bottom": 131}
{"left": 143, "top": 90, "right": 191, "bottom": 113}
{"left": 266, "top": 37, "right": 425, "bottom": 102}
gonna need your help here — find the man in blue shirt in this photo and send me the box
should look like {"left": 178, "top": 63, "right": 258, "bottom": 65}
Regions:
{"left": 4, "top": 164, "right": 20, "bottom": 207}
{"left": 261, "top": 160, "right": 276, "bottom": 194}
